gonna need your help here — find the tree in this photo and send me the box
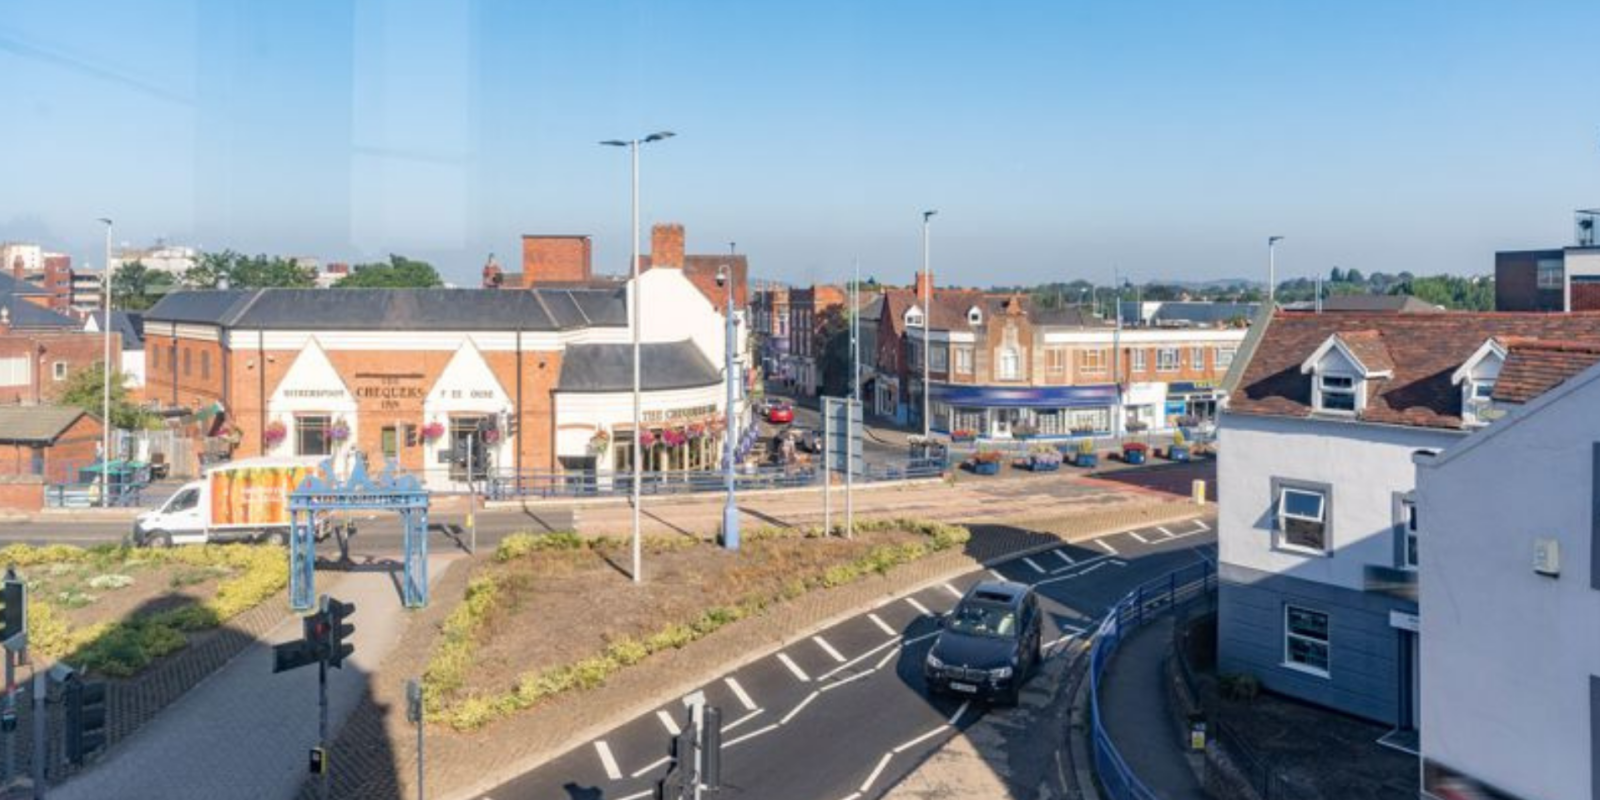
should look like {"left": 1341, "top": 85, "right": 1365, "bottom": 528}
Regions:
{"left": 334, "top": 255, "right": 443, "bottom": 288}
{"left": 1329, "top": 267, "right": 1345, "bottom": 284}
{"left": 814, "top": 305, "right": 853, "bottom": 397}
{"left": 1344, "top": 268, "right": 1364, "bottom": 285}
{"left": 52, "top": 362, "right": 153, "bottom": 430}
{"left": 1396, "top": 275, "right": 1495, "bottom": 311}
{"left": 182, "top": 250, "right": 317, "bottom": 290}
{"left": 110, "top": 260, "right": 175, "bottom": 311}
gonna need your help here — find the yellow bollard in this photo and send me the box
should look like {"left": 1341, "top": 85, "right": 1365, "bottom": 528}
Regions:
{"left": 1192, "top": 479, "right": 1207, "bottom": 506}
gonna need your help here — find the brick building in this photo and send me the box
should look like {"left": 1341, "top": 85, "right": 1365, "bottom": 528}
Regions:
{"left": 783, "top": 285, "right": 846, "bottom": 396}
{"left": 0, "top": 405, "right": 103, "bottom": 478}
{"left": 0, "top": 277, "right": 117, "bottom": 406}
{"left": 143, "top": 264, "right": 738, "bottom": 489}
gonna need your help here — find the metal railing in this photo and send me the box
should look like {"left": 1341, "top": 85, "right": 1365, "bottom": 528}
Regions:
{"left": 1088, "top": 560, "right": 1217, "bottom": 800}
{"left": 476, "top": 456, "right": 948, "bottom": 501}
{"left": 44, "top": 482, "right": 144, "bottom": 509}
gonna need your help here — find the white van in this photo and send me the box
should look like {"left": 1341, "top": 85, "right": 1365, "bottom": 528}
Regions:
{"left": 131, "top": 456, "right": 327, "bottom": 547}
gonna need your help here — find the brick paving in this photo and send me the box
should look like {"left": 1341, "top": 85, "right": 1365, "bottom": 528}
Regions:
{"left": 321, "top": 495, "right": 1206, "bottom": 800}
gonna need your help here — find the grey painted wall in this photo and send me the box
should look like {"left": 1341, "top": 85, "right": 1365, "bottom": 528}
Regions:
{"left": 1219, "top": 562, "right": 1414, "bottom": 726}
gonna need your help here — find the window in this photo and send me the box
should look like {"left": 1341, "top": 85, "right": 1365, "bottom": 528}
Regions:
{"left": 1046, "top": 348, "right": 1066, "bottom": 374}
{"left": 1278, "top": 486, "right": 1328, "bottom": 553}
{"left": 381, "top": 426, "right": 398, "bottom": 460}
{"left": 201, "top": 350, "right": 210, "bottom": 380}
{"left": 1284, "top": 606, "right": 1330, "bottom": 676}
{"left": 296, "top": 415, "right": 332, "bottom": 456}
{"left": 165, "top": 488, "right": 199, "bottom": 514}
{"left": 1157, "top": 347, "right": 1180, "bottom": 372}
{"left": 183, "top": 347, "right": 192, "bottom": 377}
{"left": 1536, "top": 257, "right": 1563, "bottom": 290}
{"left": 0, "top": 357, "right": 28, "bottom": 387}
{"left": 967, "top": 307, "right": 982, "bottom": 325}
{"left": 52, "top": 361, "right": 67, "bottom": 381}
{"left": 1217, "top": 347, "right": 1236, "bottom": 369}
{"left": 1131, "top": 349, "right": 1147, "bottom": 373}
{"left": 954, "top": 346, "right": 973, "bottom": 375}
{"left": 930, "top": 345, "right": 948, "bottom": 372}
{"left": 1400, "top": 498, "right": 1418, "bottom": 570}
{"left": 1471, "top": 381, "right": 1495, "bottom": 399}
{"left": 1079, "top": 348, "right": 1106, "bottom": 373}
{"left": 906, "top": 309, "right": 924, "bottom": 328}
{"left": 997, "top": 347, "right": 1021, "bottom": 380}
{"left": 1317, "top": 374, "right": 1357, "bottom": 413}
{"left": 1191, "top": 347, "right": 1205, "bottom": 370}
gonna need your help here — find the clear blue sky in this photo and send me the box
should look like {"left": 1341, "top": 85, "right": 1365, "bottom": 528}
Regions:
{"left": 2, "top": 0, "right": 1598, "bottom": 288}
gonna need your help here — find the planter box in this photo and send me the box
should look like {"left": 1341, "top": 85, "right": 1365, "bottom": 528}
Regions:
{"left": 971, "top": 461, "right": 1001, "bottom": 476}
{"left": 1169, "top": 444, "right": 1191, "bottom": 462}
{"left": 1029, "top": 459, "right": 1061, "bottom": 472}
{"left": 1075, "top": 453, "right": 1099, "bottom": 468}
{"left": 1123, "top": 449, "right": 1147, "bottom": 465}
{"left": 951, "top": 434, "right": 977, "bottom": 444}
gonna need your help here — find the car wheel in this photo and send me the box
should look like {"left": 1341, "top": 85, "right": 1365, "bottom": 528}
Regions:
{"left": 146, "top": 531, "right": 173, "bottom": 549}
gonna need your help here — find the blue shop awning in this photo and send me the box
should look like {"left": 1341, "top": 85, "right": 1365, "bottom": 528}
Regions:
{"left": 930, "top": 383, "right": 1118, "bottom": 408}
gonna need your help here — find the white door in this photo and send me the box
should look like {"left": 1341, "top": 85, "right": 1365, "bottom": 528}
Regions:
{"left": 162, "top": 487, "right": 207, "bottom": 544}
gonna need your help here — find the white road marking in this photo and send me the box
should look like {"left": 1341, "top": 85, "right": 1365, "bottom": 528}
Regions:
{"left": 780, "top": 690, "right": 821, "bottom": 725}
{"left": 813, "top": 635, "right": 847, "bottom": 663}
{"left": 949, "top": 700, "right": 971, "bottom": 726}
{"left": 905, "top": 596, "right": 932, "bottom": 616}
{"left": 1156, "top": 526, "right": 1173, "bottom": 538}
{"left": 724, "top": 708, "right": 764, "bottom": 732}
{"left": 656, "top": 709, "right": 682, "bottom": 736}
{"left": 868, "top": 613, "right": 897, "bottom": 637}
{"left": 894, "top": 723, "right": 954, "bottom": 753}
{"left": 1110, "top": 559, "right": 1128, "bottom": 567}
{"left": 941, "top": 582, "right": 963, "bottom": 599}
{"left": 1077, "top": 561, "right": 1109, "bottom": 577}
{"left": 1194, "top": 519, "right": 1210, "bottom": 531}
{"left": 821, "top": 668, "right": 876, "bottom": 693}
{"left": 723, "top": 722, "right": 780, "bottom": 748}
{"left": 777, "top": 653, "right": 812, "bottom": 682}
{"left": 1052, "top": 549, "right": 1076, "bottom": 566}
{"left": 724, "top": 677, "right": 757, "bottom": 711}
{"left": 1050, "top": 553, "right": 1109, "bottom": 575}
{"left": 874, "top": 645, "right": 900, "bottom": 670}
{"left": 1164, "top": 527, "right": 1206, "bottom": 541}
{"left": 838, "top": 794, "right": 863, "bottom": 800}
{"left": 616, "top": 792, "right": 654, "bottom": 800}
{"left": 1095, "top": 539, "right": 1119, "bottom": 555}
{"left": 594, "top": 740, "right": 622, "bottom": 781}
{"left": 860, "top": 753, "right": 895, "bottom": 793}
{"left": 1128, "top": 530, "right": 1151, "bottom": 544}
{"left": 988, "top": 568, "right": 1008, "bottom": 582}
{"left": 631, "top": 755, "right": 671, "bottom": 779}
{"left": 1021, "top": 557, "right": 1046, "bottom": 574}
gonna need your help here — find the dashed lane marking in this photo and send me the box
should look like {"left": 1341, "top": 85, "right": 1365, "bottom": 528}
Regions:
{"left": 1052, "top": 549, "right": 1076, "bottom": 566}
{"left": 988, "top": 568, "right": 1008, "bottom": 582}
{"left": 656, "top": 710, "right": 681, "bottom": 736}
{"left": 1128, "top": 530, "right": 1151, "bottom": 544}
{"left": 780, "top": 690, "right": 821, "bottom": 725}
{"left": 813, "top": 635, "right": 847, "bottom": 663}
{"left": 777, "top": 653, "right": 812, "bottom": 683}
{"left": 904, "top": 596, "right": 932, "bottom": 616}
{"left": 859, "top": 753, "right": 895, "bottom": 793}
{"left": 594, "top": 741, "right": 622, "bottom": 781}
{"left": 631, "top": 755, "right": 670, "bottom": 779}
{"left": 1095, "top": 539, "right": 1119, "bottom": 555}
{"left": 723, "top": 722, "right": 780, "bottom": 749}
{"left": 894, "top": 723, "right": 953, "bottom": 754}
{"left": 868, "top": 613, "right": 897, "bottom": 637}
{"left": 1021, "top": 557, "right": 1046, "bottom": 574}
{"left": 724, "top": 708, "right": 764, "bottom": 732}
{"left": 1156, "top": 526, "right": 1173, "bottom": 538}
{"left": 725, "top": 677, "right": 757, "bottom": 711}
{"left": 941, "top": 582, "right": 964, "bottom": 599}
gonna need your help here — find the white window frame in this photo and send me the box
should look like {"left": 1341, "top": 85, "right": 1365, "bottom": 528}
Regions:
{"left": 1080, "top": 348, "right": 1106, "bottom": 374}
{"left": 52, "top": 361, "right": 68, "bottom": 381}
{"left": 1191, "top": 346, "right": 1205, "bottom": 369}
{"left": 997, "top": 347, "right": 1022, "bottom": 380}
{"left": 1401, "top": 498, "right": 1418, "bottom": 571}
{"left": 967, "top": 307, "right": 982, "bottom": 325}
{"left": 1217, "top": 347, "right": 1236, "bottom": 369}
{"left": 1277, "top": 486, "right": 1329, "bottom": 555}
{"left": 954, "top": 346, "right": 974, "bottom": 375}
{"left": 930, "top": 345, "right": 948, "bottom": 372}
{"left": 1131, "top": 349, "right": 1147, "bottom": 373}
{"left": 1283, "top": 605, "right": 1331, "bottom": 678}
{"left": 1157, "top": 347, "right": 1180, "bottom": 372}
{"left": 1315, "top": 373, "right": 1358, "bottom": 414}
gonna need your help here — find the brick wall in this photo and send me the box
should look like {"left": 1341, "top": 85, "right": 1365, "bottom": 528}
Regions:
{"left": 1571, "top": 281, "right": 1600, "bottom": 312}
{"left": 650, "top": 224, "right": 685, "bottom": 269}
{"left": 0, "top": 475, "right": 43, "bottom": 512}
{"left": 520, "top": 236, "right": 592, "bottom": 285}
{"left": 144, "top": 332, "right": 226, "bottom": 411}
{"left": 0, "top": 330, "right": 120, "bottom": 405}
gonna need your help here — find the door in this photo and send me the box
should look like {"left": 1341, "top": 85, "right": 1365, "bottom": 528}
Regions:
{"left": 162, "top": 487, "right": 207, "bottom": 544}
{"left": 1397, "top": 629, "right": 1420, "bottom": 731}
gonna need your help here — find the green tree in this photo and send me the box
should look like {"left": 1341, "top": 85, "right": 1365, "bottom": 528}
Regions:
{"left": 110, "top": 260, "right": 175, "bottom": 311}
{"left": 182, "top": 250, "right": 317, "bottom": 290}
{"left": 1329, "top": 267, "right": 1345, "bottom": 283}
{"left": 815, "top": 305, "right": 853, "bottom": 397}
{"left": 52, "top": 362, "right": 152, "bottom": 430}
{"left": 334, "top": 255, "right": 443, "bottom": 288}
{"left": 1396, "top": 275, "right": 1495, "bottom": 311}
{"left": 1344, "top": 268, "right": 1364, "bottom": 285}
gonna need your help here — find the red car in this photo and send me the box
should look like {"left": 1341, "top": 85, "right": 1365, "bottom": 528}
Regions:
{"left": 767, "top": 403, "right": 794, "bottom": 424}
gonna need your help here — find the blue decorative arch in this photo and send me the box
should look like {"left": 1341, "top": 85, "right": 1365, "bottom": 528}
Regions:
{"left": 288, "top": 453, "right": 430, "bottom": 610}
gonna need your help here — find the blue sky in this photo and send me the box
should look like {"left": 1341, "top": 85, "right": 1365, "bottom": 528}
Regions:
{"left": 1, "top": 1, "right": 1598, "bottom": 288}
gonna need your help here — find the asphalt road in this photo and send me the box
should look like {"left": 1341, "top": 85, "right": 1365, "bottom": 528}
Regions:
{"left": 476, "top": 516, "right": 1218, "bottom": 800}
{"left": 759, "top": 393, "right": 909, "bottom": 466}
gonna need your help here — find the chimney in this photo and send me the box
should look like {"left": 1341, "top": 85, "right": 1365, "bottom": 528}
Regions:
{"left": 520, "top": 236, "right": 593, "bottom": 285}
{"left": 481, "top": 254, "right": 504, "bottom": 289}
{"left": 913, "top": 270, "right": 934, "bottom": 300}
{"left": 650, "top": 223, "right": 685, "bottom": 269}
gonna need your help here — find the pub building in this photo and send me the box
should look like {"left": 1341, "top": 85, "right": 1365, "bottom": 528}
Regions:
{"left": 142, "top": 252, "right": 744, "bottom": 490}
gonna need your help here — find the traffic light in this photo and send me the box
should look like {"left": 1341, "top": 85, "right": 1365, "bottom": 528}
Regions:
{"left": 505, "top": 412, "right": 519, "bottom": 440}
{"left": 64, "top": 677, "right": 107, "bottom": 765}
{"left": 326, "top": 597, "right": 355, "bottom": 669}
{"left": 404, "top": 424, "right": 418, "bottom": 448}
{"left": 304, "top": 606, "right": 333, "bottom": 661}
{"left": 0, "top": 569, "right": 25, "bottom": 647}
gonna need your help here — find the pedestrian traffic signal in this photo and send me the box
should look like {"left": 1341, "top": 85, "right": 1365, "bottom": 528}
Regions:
{"left": 64, "top": 676, "right": 107, "bottom": 765}
{"left": 326, "top": 597, "right": 356, "bottom": 669}
{"left": 0, "top": 569, "right": 25, "bottom": 648}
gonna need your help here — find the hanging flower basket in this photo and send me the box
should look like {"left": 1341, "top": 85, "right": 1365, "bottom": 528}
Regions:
{"left": 663, "top": 428, "right": 688, "bottom": 448}
{"left": 483, "top": 427, "right": 502, "bottom": 445}
{"left": 222, "top": 424, "right": 244, "bottom": 447}
{"left": 421, "top": 421, "right": 446, "bottom": 442}
{"left": 640, "top": 429, "right": 657, "bottom": 449}
{"left": 588, "top": 428, "right": 611, "bottom": 454}
{"left": 329, "top": 418, "right": 351, "bottom": 442}
{"left": 951, "top": 429, "right": 978, "bottom": 443}
{"left": 686, "top": 422, "right": 707, "bottom": 441}
{"left": 263, "top": 421, "right": 287, "bottom": 448}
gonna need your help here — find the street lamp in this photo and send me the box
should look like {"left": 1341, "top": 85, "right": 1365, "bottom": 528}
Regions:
{"left": 717, "top": 264, "right": 739, "bottom": 551}
{"left": 1267, "top": 236, "right": 1285, "bottom": 307}
{"left": 600, "top": 131, "right": 674, "bottom": 584}
{"left": 98, "top": 218, "right": 113, "bottom": 508}
{"left": 920, "top": 210, "right": 936, "bottom": 438}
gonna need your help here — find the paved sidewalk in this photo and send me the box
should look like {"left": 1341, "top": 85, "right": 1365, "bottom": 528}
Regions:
{"left": 1097, "top": 616, "right": 1206, "bottom": 800}
{"left": 50, "top": 556, "right": 459, "bottom": 800}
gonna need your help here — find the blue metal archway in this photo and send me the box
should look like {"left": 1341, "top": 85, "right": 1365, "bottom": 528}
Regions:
{"left": 288, "top": 454, "right": 430, "bottom": 611}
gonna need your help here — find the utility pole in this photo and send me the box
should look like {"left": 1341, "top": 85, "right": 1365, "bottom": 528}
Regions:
{"left": 920, "top": 210, "right": 937, "bottom": 438}
{"left": 847, "top": 259, "right": 859, "bottom": 539}
{"left": 1111, "top": 264, "right": 1123, "bottom": 440}
{"left": 1267, "top": 236, "right": 1285, "bottom": 307}
{"left": 97, "top": 218, "right": 113, "bottom": 508}
{"left": 466, "top": 426, "right": 476, "bottom": 555}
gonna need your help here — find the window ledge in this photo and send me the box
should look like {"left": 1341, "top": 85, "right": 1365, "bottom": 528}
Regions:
{"left": 1272, "top": 542, "right": 1331, "bottom": 558}
{"left": 1281, "top": 661, "right": 1331, "bottom": 679}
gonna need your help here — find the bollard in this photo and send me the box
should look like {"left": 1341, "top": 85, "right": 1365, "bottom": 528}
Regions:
{"left": 1192, "top": 478, "right": 1207, "bottom": 506}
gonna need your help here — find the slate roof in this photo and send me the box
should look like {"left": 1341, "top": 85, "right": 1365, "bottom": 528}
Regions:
{"left": 1492, "top": 339, "right": 1600, "bottom": 404}
{"left": 86, "top": 310, "right": 145, "bottom": 350}
{"left": 1228, "top": 312, "right": 1600, "bottom": 429}
{"left": 1283, "top": 294, "right": 1445, "bottom": 313}
{"left": 0, "top": 295, "right": 78, "bottom": 330}
{"left": 1144, "top": 301, "right": 1259, "bottom": 325}
{"left": 0, "top": 406, "right": 93, "bottom": 444}
{"left": 0, "top": 272, "right": 49, "bottom": 297}
{"left": 146, "top": 287, "right": 628, "bottom": 330}
{"left": 557, "top": 341, "right": 722, "bottom": 393}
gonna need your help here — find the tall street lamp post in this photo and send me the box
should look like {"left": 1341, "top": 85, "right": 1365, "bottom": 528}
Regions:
{"left": 920, "top": 210, "right": 936, "bottom": 438}
{"left": 98, "top": 217, "right": 113, "bottom": 508}
{"left": 1267, "top": 235, "right": 1285, "bottom": 307}
{"left": 718, "top": 264, "right": 739, "bottom": 551}
{"left": 601, "top": 131, "right": 675, "bottom": 583}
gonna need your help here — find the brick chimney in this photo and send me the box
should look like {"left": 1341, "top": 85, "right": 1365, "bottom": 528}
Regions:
{"left": 481, "top": 254, "right": 504, "bottom": 288}
{"left": 913, "top": 270, "right": 934, "bottom": 299}
{"left": 521, "top": 236, "right": 593, "bottom": 285}
{"left": 650, "top": 223, "right": 685, "bottom": 269}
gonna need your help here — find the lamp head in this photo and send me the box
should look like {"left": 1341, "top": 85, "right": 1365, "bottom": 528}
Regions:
{"left": 716, "top": 265, "right": 729, "bottom": 288}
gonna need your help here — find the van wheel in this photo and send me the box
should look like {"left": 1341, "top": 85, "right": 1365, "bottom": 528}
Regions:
{"left": 146, "top": 531, "right": 173, "bottom": 549}
{"left": 266, "top": 530, "right": 289, "bottom": 548}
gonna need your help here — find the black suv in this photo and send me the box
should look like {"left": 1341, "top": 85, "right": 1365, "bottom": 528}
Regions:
{"left": 923, "top": 581, "right": 1042, "bottom": 705}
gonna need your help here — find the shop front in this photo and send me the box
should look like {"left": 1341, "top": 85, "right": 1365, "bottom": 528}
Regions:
{"left": 1166, "top": 380, "right": 1225, "bottom": 424}
{"left": 1122, "top": 381, "right": 1169, "bottom": 433}
{"left": 555, "top": 383, "right": 730, "bottom": 490}
{"left": 930, "top": 383, "right": 1119, "bottom": 439}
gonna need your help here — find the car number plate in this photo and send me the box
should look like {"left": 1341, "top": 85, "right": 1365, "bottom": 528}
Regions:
{"left": 949, "top": 682, "right": 978, "bottom": 694}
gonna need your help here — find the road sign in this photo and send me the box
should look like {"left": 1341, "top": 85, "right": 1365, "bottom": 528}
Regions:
{"left": 820, "top": 397, "right": 864, "bottom": 473}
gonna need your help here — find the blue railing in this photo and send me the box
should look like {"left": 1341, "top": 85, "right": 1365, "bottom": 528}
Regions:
{"left": 480, "top": 456, "right": 948, "bottom": 501}
{"left": 1088, "top": 559, "right": 1217, "bottom": 800}
{"left": 44, "top": 482, "right": 144, "bottom": 509}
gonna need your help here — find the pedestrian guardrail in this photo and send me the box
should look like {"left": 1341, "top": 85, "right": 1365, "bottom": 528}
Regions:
{"left": 475, "top": 456, "right": 948, "bottom": 501}
{"left": 44, "top": 482, "right": 144, "bottom": 509}
{"left": 1088, "top": 560, "right": 1217, "bottom": 800}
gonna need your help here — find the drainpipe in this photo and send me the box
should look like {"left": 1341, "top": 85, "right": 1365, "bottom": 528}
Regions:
{"left": 515, "top": 326, "right": 523, "bottom": 491}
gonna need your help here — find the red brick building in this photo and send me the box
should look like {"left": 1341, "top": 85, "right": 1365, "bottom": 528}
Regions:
{"left": 0, "top": 405, "right": 103, "bottom": 479}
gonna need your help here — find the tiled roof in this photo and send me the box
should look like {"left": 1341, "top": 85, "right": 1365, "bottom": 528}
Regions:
{"left": 1229, "top": 312, "right": 1600, "bottom": 429}
{"left": 1492, "top": 339, "right": 1600, "bottom": 404}
{"left": 0, "top": 405, "right": 92, "bottom": 443}
{"left": 0, "top": 273, "right": 49, "bottom": 297}
{"left": 1334, "top": 329, "right": 1395, "bottom": 374}
{"left": 147, "top": 287, "right": 627, "bottom": 330}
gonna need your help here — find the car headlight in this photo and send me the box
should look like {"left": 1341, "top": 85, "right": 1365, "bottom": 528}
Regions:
{"left": 925, "top": 653, "right": 944, "bottom": 670}
{"left": 989, "top": 666, "right": 1013, "bottom": 680}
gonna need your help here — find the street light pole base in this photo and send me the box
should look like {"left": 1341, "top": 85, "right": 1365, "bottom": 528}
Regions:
{"left": 720, "top": 503, "right": 740, "bottom": 551}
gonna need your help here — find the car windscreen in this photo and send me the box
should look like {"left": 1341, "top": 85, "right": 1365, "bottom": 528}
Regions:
{"left": 946, "top": 601, "right": 1017, "bottom": 639}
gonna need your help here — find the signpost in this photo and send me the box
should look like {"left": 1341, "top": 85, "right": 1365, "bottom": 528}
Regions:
{"left": 1, "top": 568, "right": 25, "bottom": 784}
{"left": 820, "top": 397, "right": 863, "bottom": 537}
{"left": 406, "top": 678, "right": 424, "bottom": 800}
{"left": 273, "top": 593, "right": 357, "bottom": 800}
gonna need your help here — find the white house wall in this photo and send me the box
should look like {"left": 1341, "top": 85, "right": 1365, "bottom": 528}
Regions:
{"left": 1417, "top": 374, "right": 1600, "bottom": 800}
{"left": 554, "top": 384, "right": 725, "bottom": 460}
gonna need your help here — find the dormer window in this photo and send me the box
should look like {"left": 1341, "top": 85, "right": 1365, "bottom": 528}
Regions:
{"left": 905, "top": 308, "right": 925, "bottom": 329}
{"left": 1299, "top": 331, "right": 1393, "bottom": 418}
{"left": 1451, "top": 338, "right": 1506, "bottom": 427}
{"left": 1317, "top": 375, "right": 1357, "bottom": 412}
{"left": 967, "top": 306, "right": 982, "bottom": 325}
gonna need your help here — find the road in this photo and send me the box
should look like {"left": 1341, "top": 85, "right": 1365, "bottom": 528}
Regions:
{"left": 476, "top": 516, "right": 1217, "bottom": 800}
